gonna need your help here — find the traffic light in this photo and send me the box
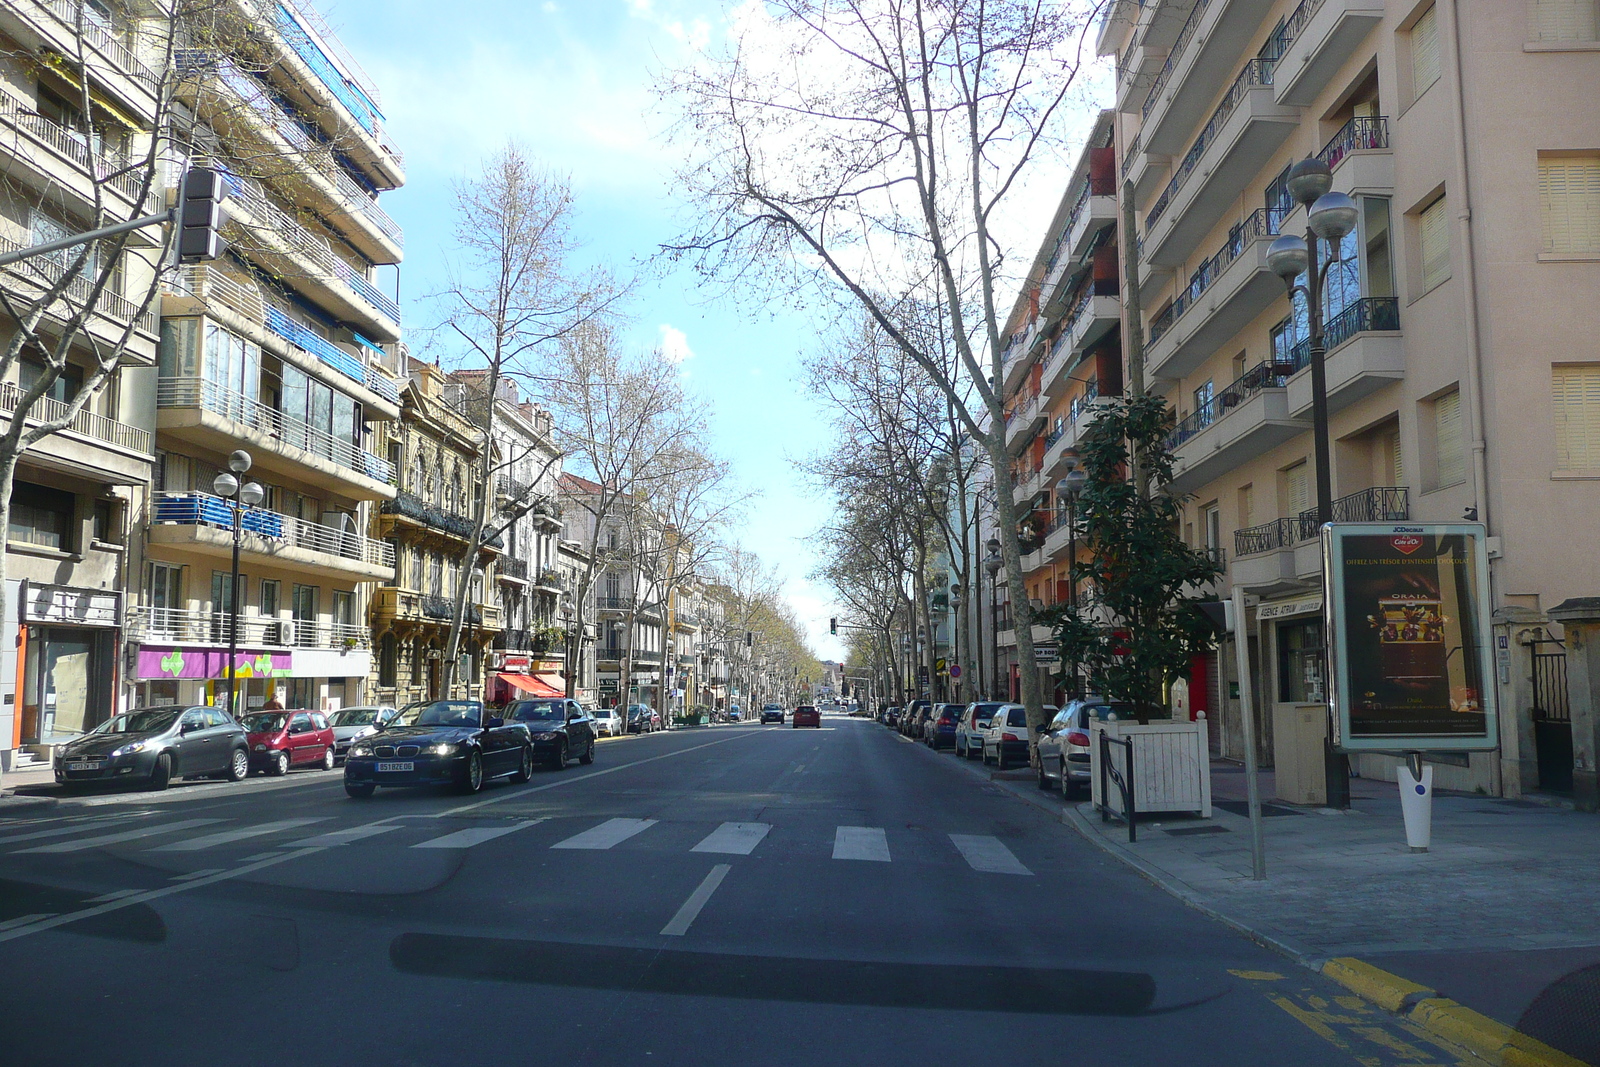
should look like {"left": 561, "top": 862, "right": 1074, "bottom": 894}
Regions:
{"left": 829, "top": 617, "right": 837, "bottom": 635}
{"left": 178, "top": 167, "right": 230, "bottom": 263}
{"left": 745, "top": 631, "right": 752, "bottom": 647}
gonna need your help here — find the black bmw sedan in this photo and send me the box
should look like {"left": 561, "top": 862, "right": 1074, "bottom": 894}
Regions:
{"left": 506, "top": 698, "right": 596, "bottom": 768}
{"left": 54, "top": 706, "right": 249, "bottom": 791}
{"left": 342, "top": 699, "right": 534, "bottom": 798}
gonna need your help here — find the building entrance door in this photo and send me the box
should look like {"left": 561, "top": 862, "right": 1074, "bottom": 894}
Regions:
{"left": 1532, "top": 643, "right": 1572, "bottom": 794}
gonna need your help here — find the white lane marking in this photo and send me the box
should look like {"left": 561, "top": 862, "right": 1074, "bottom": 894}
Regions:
{"left": 948, "top": 834, "right": 1033, "bottom": 876}
{"left": 0, "top": 812, "right": 151, "bottom": 845}
{"left": 13, "top": 818, "right": 225, "bottom": 854}
{"left": 169, "top": 868, "right": 226, "bottom": 881}
{"left": 833, "top": 826, "right": 890, "bottom": 862}
{"left": 551, "top": 817, "right": 657, "bottom": 851}
{"left": 691, "top": 822, "right": 771, "bottom": 856}
{"left": 83, "top": 889, "right": 142, "bottom": 904}
{"left": 149, "top": 818, "right": 328, "bottom": 852}
{"left": 0, "top": 914, "right": 52, "bottom": 930}
{"left": 293, "top": 824, "right": 403, "bottom": 848}
{"left": 412, "top": 819, "right": 544, "bottom": 850}
{"left": 660, "top": 864, "right": 731, "bottom": 936}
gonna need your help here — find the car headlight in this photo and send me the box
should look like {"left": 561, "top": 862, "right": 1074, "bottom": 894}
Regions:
{"left": 350, "top": 743, "right": 374, "bottom": 758}
{"left": 253, "top": 743, "right": 268, "bottom": 752}
{"left": 427, "top": 742, "right": 457, "bottom": 756}
{"left": 109, "top": 741, "right": 148, "bottom": 758}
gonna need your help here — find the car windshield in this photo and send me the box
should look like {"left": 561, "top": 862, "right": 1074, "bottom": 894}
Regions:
{"left": 90, "top": 708, "right": 182, "bottom": 735}
{"left": 240, "top": 713, "right": 287, "bottom": 733}
{"left": 393, "top": 701, "right": 482, "bottom": 728}
{"left": 510, "top": 701, "right": 565, "bottom": 722}
{"left": 329, "top": 708, "right": 382, "bottom": 727}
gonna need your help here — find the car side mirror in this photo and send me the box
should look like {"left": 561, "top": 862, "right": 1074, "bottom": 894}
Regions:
{"left": 486, "top": 716, "right": 505, "bottom": 729}
{"left": 180, "top": 721, "right": 197, "bottom": 734}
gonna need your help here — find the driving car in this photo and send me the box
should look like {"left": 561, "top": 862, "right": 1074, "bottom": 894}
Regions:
{"left": 760, "top": 703, "right": 784, "bottom": 725}
{"left": 1037, "top": 700, "right": 1134, "bottom": 797}
{"left": 923, "top": 704, "right": 963, "bottom": 750}
{"left": 728, "top": 708, "right": 742, "bottom": 722}
{"left": 590, "top": 707, "right": 623, "bottom": 737}
{"left": 327, "top": 705, "right": 398, "bottom": 762}
{"left": 507, "top": 698, "right": 596, "bottom": 768}
{"left": 981, "top": 703, "right": 1032, "bottom": 770}
{"left": 955, "top": 702, "right": 1005, "bottom": 759}
{"left": 792, "top": 704, "right": 821, "bottom": 728}
{"left": 54, "top": 706, "right": 249, "bottom": 791}
{"left": 626, "top": 705, "right": 660, "bottom": 733}
{"left": 343, "top": 699, "right": 534, "bottom": 797}
{"left": 240, "top": 709, "right": 336, "bottom": 775}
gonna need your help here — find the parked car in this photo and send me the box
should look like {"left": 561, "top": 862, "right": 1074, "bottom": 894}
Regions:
{"left": 1037, "top": 700, "right": 1135, "bottom": 797}
{"left": 792, "top": 704, "right": 821, "bottom": 728}
{"left": 907, "top": 701, "right": 935, "bottom": 739}
{"left": 760, "top": 704, "right": 785, "bottom": 725}
{"left": 981, "top": 704, "right": 1032, "bottom": 769}
{"left": 626, "top": 705, "right": 661, "bottom": 733}
{"left": 590, "top": 707, "right": 623, "bottom": 737}
{"left": 326, "top": 705, "right": 397, "bottom": 763}
{"left": 507, "top": 698, "right": 596, "bottom": 768}
{"left": 955, "top": 702, "right": 1005, "bottom": 759}
{"left": 728, "top": 708, "right": 742, "bottom": 722}
{"left": 54, "top": 706, "right": 249, "bottom": 791}
{"left": 343, "top": 699, "right": 533, "bottom": 797}
{"left": 884, "top": 706, "right": 902, "bottom": 728}
{"left": 924, "top": 704, "right": 963, "bottom": 750}
{"left": 240, "top": 709, "right": 336, "bottom": 775}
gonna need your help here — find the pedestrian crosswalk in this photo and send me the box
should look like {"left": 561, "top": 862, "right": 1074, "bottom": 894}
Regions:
{"left": 3, "top": 815, "right": 1035, "bottom": 874}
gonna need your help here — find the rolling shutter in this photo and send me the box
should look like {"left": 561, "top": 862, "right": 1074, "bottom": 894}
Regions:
{"left": 1539, "top": 155, "right": 1600, "bottom": 255}
{"left": 1435, "top": 390, "right": 1466, "bottom": 488}
{"left": 1411, "top": 6, "right": 1441, "bottom": 95}
{"left": 1551, "top": 364, "right": 1600, "bottom": 471}
{"left": 1531, "top": 0, "right": 1598, "bottom": 41}
{"left": 1419, "top": 196, "right": 1450, "bottom": 291}
{"left": 1286, "top": 462, "right": 1310, "bottom": 518}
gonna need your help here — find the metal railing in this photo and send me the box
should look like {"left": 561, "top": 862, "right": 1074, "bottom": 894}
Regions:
{"left": 0, "top": 379, "right": 151, "bottom": 454}
{"left": 1143, "top": 0, "right": 1213, "bottom": 120}
{"left": 1276, "top": 297, "right": 1401, "bottom": 371}
{"left": 534, "top": 569, "right": 564, "bottom": 589}
{"left": 127, "top": 604, "right": 370, "bottom": 649}
{"left": 1269, "top": 0, "right": 1330, "bottom": 64}
{"left": 0, "top": 80, "right": 147, "bottom": 201}
{"left": 1069, "top": 379, "right": 1102, "bottom": 423}
{"left": 157, "top": 376, "right": 396, "bottom": 484}
{"left": 1098, "top": 731, "right": 1138, "bottom": 842}
{"left": 1317, "top": 116, "right": 1389, "bottom": 172}
{"left": 1149, "top": 207, "right": 1278, "bottom": 346}
{"left": 1164, "top": 356, "right": 1290, "bottom": 451}
{"left": 168, "top": 263, "right": 263, "bottom": 320}
{"left": 1122, "top": 129, "right": 1142, "bottom": 181}
{"left": 151, "top": 491, "right": 394, "bottom": 568}
{"left": 1233, "top": 487, "right": 1409, "bottom": 556}
{"left": 35, "top": 0, "right": 162, "bottom": 92}
{"left": 1146, "top": 58, "right": 1277, "bottom": 231}
{"left": 498, "top": 556, "right": 529, "bottom": 580}
{"left": 271, "top": 2, "right": 394, "bottom": 153}
{"left": 380, "top": 490, "right": 504, "bottom": 547}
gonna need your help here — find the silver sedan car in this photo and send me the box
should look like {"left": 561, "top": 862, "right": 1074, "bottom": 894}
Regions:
{"left": 326, "top": 705, "right": 397, "bottom": 763}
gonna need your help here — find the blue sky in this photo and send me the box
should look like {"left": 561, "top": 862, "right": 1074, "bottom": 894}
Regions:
{"left": 321, "top": 0, "right": 850, "bottom": 659}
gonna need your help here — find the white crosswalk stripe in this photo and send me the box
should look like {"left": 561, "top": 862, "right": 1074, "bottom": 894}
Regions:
{"left": 833, "top": 826, "right": 890, "bottom": 862}
{"left": 293, "top": 825, "right": 403, "bottom": 848}
{"left": 551, "top": 818, "right": 657, "bottom": 851}
{"left": 412, "top": 820, "right": 544, "bottom": 850}
{"left": 692, "top": 822, "right": 771, "bottom": 856}
{"left": 149, "top": 819, "right": 329, "bottom": 852}
{"left": 13, "top": 819, "right": 225, "bottom": 854}
{"left": 948, "top": 834, "right": 1032, "bottom": 875}
{"left": 0, "top": 813, "right": 149, "bottom": 846}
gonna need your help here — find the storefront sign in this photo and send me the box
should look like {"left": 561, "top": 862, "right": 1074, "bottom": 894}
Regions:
{"left": 1257, "top": 595, "right": 1323, "bottom": 621}
{"left": 598, "top": 679, "right": 619, "bottom": 692}
{"left": 495, "top": 653, "right": 531, "bottom": 671}
{"left": 1323, "top": 524, "right": 1497, "bottom": 753}
{"left": 1033, "top": 643, "right": 1059, "bottom": 664}
{"left": 22, "top": 582, "right": 120, "bottom": 626}
{"left": 136, "top": 647, "right": 292, "bottom": 681}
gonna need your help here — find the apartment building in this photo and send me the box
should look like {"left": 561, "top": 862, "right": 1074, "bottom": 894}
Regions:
{"left": 556, "top": 534, "right": 597, "bottom": 704}
{"left": 991, "top": 109, "right": 1125, "bottom": 705}
{"left": 1102, "top": 0, "right": 1600, "bottom": 794}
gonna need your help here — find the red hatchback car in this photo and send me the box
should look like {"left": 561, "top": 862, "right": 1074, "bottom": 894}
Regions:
{"left": 792, "top": 704, "right": 821, "bottom": 728}
{"left": 240, "top": 709, "right": 336, "bottom": 776}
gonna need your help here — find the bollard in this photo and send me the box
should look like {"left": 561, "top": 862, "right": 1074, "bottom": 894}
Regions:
{"left": 1397, "top": 753, "right": 1433, "bottom": 853}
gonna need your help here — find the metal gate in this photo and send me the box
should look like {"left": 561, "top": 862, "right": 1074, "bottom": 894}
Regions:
{"left": 1531, "top": 644, "right": 1572, "bottom": 794}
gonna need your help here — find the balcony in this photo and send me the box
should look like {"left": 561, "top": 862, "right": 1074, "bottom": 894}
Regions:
{"left": 1011, "top": 463, "right": 1044, "bottom": 506}
{"left": 2, "top": 0, "right": 160, "bottom": 122}
{"left": 1283, "top": 297, "right": 1403, "bottom": 417}
{"left": 1116, "top": 42, "right": 1168, "bottom": 114}
{"left": 371, "top": 587, "right": 501, "bottom": 631}
{"left": 0, "top": 80, "right": 152, "bottom": 214}
{"left": 1043, "top": 389, "right": 1113, "bottom": 479}
{"left": 1232, "top": 486, "right": 1408, "bottom": 593}
{"left": 127, "top": 605, "right": 370, "bottom": 651}
{"left": 1060, "top": 181, "right": 1119, "bottom": 271}
{"left": 1004, "top": 390, "right": 1045, "bottom": 454}
{"left": 1140, "top": 0, "right": 1280, "bottom": 159}
{"left": 0, "top": 380, "right": 151, "bottom": 484}
{"left": 498, "top": 556, "right": 529, "bottom": 583}
{"left": 157, "top": 376, "right": 398, "bottom": 500}
{"left": 1165, "top": 358, "right": 1304, "bottom": 493}
{"left": 1142, "top": 60, "right": 1299, "bottom": 270}
{"left": 1272, "top": 0, "right": 1385, "bottom": 107}
{"left": 1000, "top": 318, "right": 1043, "bottom": 395}
{"left": 597, "top": 596, "right": 664, "bottom": 620}
{"left": 533, "top": 569, "right": 565, "bottom": 594}
{"left": 379, "top": 490, "right": 505, "bottom": 550}
{"left": 673, "top": 610, "right": 701, "bottom": 630}
{"left": 149, "top": 491, "right": 395, "bottom": 582}
{"left": 1146, "top": 207, "right": 1283, "bottom": 382}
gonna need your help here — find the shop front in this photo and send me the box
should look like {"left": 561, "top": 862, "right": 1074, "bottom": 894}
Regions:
{"left": 133, "top": 643, "right": 371, "bottom": 714}
{"left": 486, "top": 651, "right": 566, "bottom": 705}
{"left": 8, "top": 582, "right": 123, "bottom": 750}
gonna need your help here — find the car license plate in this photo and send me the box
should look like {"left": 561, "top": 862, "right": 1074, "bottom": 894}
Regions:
{"left": 66, "top": 762, "right": 98, "bottom": 772}
{"left": 376, "top": 761, "right": 414, "bottom": 772}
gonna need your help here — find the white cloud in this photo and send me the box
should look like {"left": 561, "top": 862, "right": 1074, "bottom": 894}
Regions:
{"left": 658, "top": 323, "right": 695, "bottom": 364}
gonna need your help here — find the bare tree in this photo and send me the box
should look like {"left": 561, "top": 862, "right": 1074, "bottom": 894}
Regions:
{"left": 664, "top": 0, "right": 1103, "bottom": 737}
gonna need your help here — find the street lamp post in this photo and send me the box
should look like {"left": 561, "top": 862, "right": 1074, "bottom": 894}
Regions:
{"left": 212, "top": 450, "right": 263, "bottom": 719}
{"left": 985, "top": 538, "right": 1002, "bottom": 701}
{"left": 949, "top": 582, "right": 962, "bottom": 703}
{"left": 1267, "top": 156, "right": 1360, "bottom": 811}
{"left": 1055, "top": 450, "right": 1089, "bottom": 700}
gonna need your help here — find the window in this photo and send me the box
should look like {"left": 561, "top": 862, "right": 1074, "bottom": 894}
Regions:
{"left": 1278, "top": 619, "right": 1325, "bottom": 703}
{"left": 1552, "top": 364, "right": 1600, "bottom": 470}
{"left": 10, "top": 482, "right": 75, "bottom": 551}
{"left": 332, "top": 590, "right": 355, "bottom": 630}
{"left": 1202, "top": 504, "right": 1222, "bottom": 559}
{"left": 1539, "top": 155, "right": 1600, "bottom": 255}
{"left": 1410, "top": 5, "right": 1441, "bottom": 99}
{"left": 1362, "top": 197, "right": 1396, "bottom": 298}
{"left": 1284, "top": 462, "right": 1311, "bottom": 518}
{"left": 159, "top": 319, "right": 200, "bottom": 378}
{"left": 1419, "top": 195, "right": 1451, "bottom": 291}
{"left": 20, "top": 358, "right": 83, "bottom": 405}
{"left": 93, "top": 499, "right": 117, "bottom": 543}
{"left": 292, "top": 584, "right": 317, "bottom": 646}
{"left": 1435, "top": 389, "right": 1466, "bottom": 488}
{"left": 1530, "top": 0, "right": 1598, "bottom": 41}
{"left": 148, "top": 562, "right": 182, "bottom": 636}
{"left": 260, "top": 579, "right": 282, "bottom": 643}
{"left": 429, "top": 554, "right": 442, "bottom": 597}
{"left": 1237, "top": 484, "right": 1254, "bottom": 529}
{"left": 409, "top": 545, "right": 423, "bottom": 591}
{"left": 378, "top": 632, "right": 398, "bottom": 687}
{"left": 1194, "top": 381, "right": 1215, "bottom": 427}
{"left": 210, "top": 569, "right": 242, "bottom": 642}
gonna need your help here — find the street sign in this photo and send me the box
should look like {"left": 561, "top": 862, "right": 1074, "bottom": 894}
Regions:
{"left": 1033, "top": 643, "right": 1059, "bottom": 664}
{"left": 1323, "top": 523, "right": 1498, "bottom": 753}
{"left": 948, "top": 663, "right": 962, "bottom": 679}
{"left": 935, "top": 657, "right": 947, "bottom": 674}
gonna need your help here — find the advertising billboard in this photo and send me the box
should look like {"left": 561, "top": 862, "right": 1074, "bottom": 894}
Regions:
{"left": 1323, "top": 523, "right": 1497, "bottom": 753}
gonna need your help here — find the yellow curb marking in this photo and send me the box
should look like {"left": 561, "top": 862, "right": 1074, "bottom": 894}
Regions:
{"left": 1229, "top": 969, "right": 1286, "bottom": 981}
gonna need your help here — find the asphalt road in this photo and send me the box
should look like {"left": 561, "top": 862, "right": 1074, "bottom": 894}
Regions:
{"left": 0, "top": 715, "right": 1475, "bottom": 1066}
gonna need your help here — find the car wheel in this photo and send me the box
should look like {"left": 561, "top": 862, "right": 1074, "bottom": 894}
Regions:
{"left": 148, "top": 753, "right": 172, "bottom": 791}
{"left": 550, "top": 740, "right": 567, "bottom": 770}
{"left": 457, "top": 750, "right": 484, "bottom": 794}
{"left": 1061, "top": 767, "right": 1073, "bottom": 801}
{"left": 345, "top": 781, "right": 375, "bottom": 799}
{"left": 1037, "top": 760, "right": 1050, "bottom": 790}
{"left": 270, "top": 750, "right": 290, "bottom": 777}
{"left": 511, "top": 744, "right": 533, "bottom": 784}
{"left": 227, "top": 748, "right": 249, "bottom": 783}
{"left": 322, "top": 746, "right": 336, "bottom": 771}
{"left": 996, "top": 748, "right": 1007, "bottom": 771}
{"left": 578, "top": 739, "right": 595, "bottom": 765}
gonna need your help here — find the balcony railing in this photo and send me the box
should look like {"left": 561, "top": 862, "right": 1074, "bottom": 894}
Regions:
{"left": 0, "top": 80, "right": 147, "bottom": 201}
{"left": 1234, "top": 487, "right": 1409, "bottom": 556}
{"left": 1165, "top": 356, "right": 1292, "bottom": 452}
{"left": 157, "top": 376, "right": 396, "bottom": 485}
{"left": 152, "top": 491, "right": 394, "bottom": 569}
{"left": 1276, "top": 297, "right": 1401, "bottom": 370}
{"left": 1316, "top": 115, "right": 1389, "bottom": 171}
{"left": 499, "top": 556, "right": 529, "bottom": 581}
{"left": 1068, "top": 379, "right": 1101, "bottom": 423}
{"left": 1148, "top": 206, "right": 1277, "bottom": 346}
{"left": 1269, "top": 0, "right": 1329, "bottom": 64}
{"left": 1122, "top": 129, "right": 1142, "bottom": 181}
{"left": 0, "top": 379, "right": 152, "bottom": 454}
{"left": 380, "top": 490, "right": 505, "bottom": 548}
{"left": 36, "top": 0, "right": 162, "bottom": 92}
{"left": 271, "top": 2, "right": 395, "bottom": 156}
{"left": 0, "top": 234, "right": 158, "bottom": 337}
{"left": 128, "top": 605, "right": 370, "bottom": 650}
{"left": 1143, "top": 0, "right": 1213, "bottom": 120}
{"left": 1145, "top": 58, "right": 1277, "bottom": 232}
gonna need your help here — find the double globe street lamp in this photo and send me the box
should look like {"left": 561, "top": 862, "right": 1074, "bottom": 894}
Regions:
{"left": 213, "top": 449, "right": 264, "bottom": 718}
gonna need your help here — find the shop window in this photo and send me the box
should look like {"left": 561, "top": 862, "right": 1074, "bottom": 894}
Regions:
{"left": 9, "top": 481, "right": 75, "bottom": 551}
{"left": 1538, "top": 154, "right": 1600, "bottom": 255}
{"left": 1277, "top": 619, "right": 1325, "bottom": 703}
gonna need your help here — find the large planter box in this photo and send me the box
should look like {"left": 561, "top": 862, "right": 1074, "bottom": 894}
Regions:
{"left": 1090, "top": 719, "right": 1213, "bottom": 818}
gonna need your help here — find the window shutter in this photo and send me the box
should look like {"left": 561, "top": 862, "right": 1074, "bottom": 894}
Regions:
{"left": 1286, "top": 463, "right": 1311, "bottom": 517}
{"left": 1551, "top": 364, "right": 1600, "bottom": 470}
{"left": 1420, "top": 196, "right": 1450, "bottom": 291}
{"left": 1388, "top": 432, "right": 1405, "bottom": 488}
{"left": 1530, "top": 0, "right": 1598, "bottom": 40}
{"left": 1412, "top": 5, "right": 1441, "bottom": 95}
{"left": 1539, "top": 155, "right": 1600, "bottom": 255}
{"left": 1435, "top": 390, "right": 1466, "bottom": 488}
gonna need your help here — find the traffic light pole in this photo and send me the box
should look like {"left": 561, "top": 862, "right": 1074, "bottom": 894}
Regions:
{"left": 0, "top": 208, "right": 175, "bottom": 268}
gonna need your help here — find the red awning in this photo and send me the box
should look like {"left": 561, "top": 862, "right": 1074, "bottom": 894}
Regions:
{"left": 497, "top": 673, "right": 563, "bottom": 697}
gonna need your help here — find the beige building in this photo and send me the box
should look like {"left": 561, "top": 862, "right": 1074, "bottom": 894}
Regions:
{"left": 1099, "top": 0, "right": 1600, "bottom": 796}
